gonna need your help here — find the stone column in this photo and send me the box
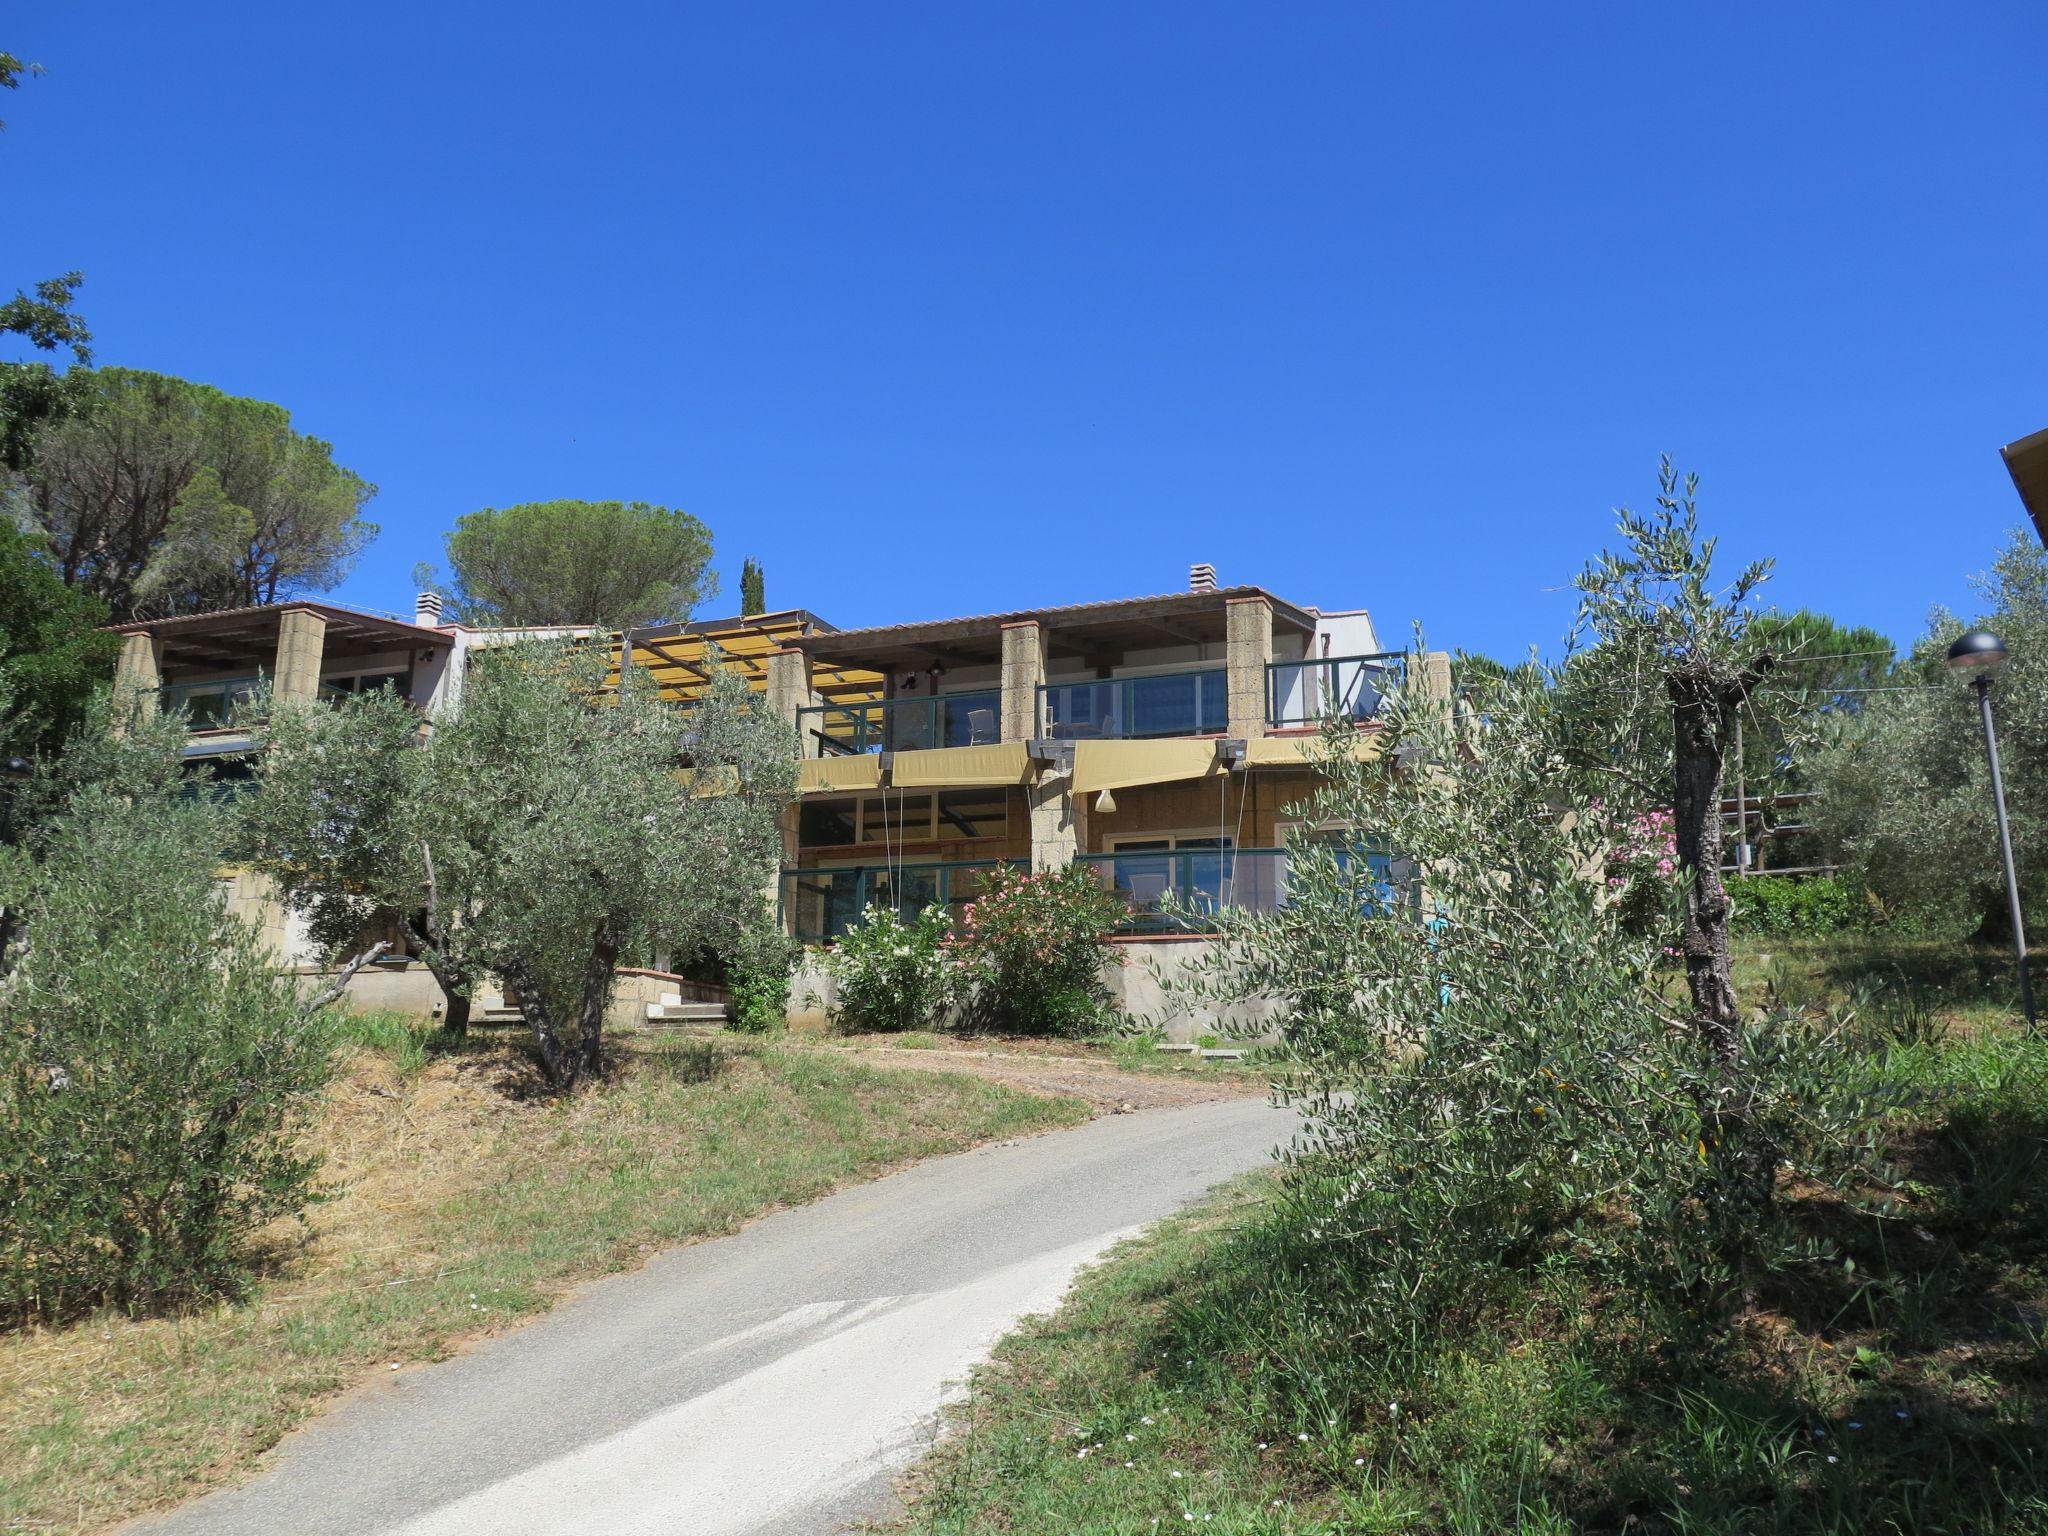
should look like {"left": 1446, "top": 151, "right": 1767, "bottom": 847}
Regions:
{"left": 765, "top": 649, "right": 815, "bottom": 747}
{"left": 273, "top": 607, "right": 328, "bottom": 703}
{"left": 1225, "top": 595, "right": 1274, "bottom": 740}
{"left": 1028, "top": 762, "right": 1088, "bottom": 871}
{"left": 112, "top": 632, "right": 163, "bottom": 733}
{"left": 1412, "top": 650, "right": 1454, "bottom": 713}
{"left": 1000, "top": 621, "right": 1046, "bottom": 743}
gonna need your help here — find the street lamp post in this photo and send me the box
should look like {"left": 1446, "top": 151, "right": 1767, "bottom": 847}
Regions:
{"left": 1945, "top": 630, "right": 2035, "bottom": 1028}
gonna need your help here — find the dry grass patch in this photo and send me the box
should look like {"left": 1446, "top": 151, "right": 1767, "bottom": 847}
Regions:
{"left": 1, "top": 1031, "right": 1083, "bottom": 1535}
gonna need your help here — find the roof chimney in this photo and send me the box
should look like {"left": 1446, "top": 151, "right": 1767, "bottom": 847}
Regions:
{"left": 1189, "top": 562, "right": 1217, "bottom": 593}
{"left": 414, "top": 591, "right": 445, "bottom": 627}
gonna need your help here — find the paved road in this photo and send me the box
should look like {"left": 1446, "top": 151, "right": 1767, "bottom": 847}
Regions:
{"left": 136, "top": 1097, "right": 1293, "bottom": 1536}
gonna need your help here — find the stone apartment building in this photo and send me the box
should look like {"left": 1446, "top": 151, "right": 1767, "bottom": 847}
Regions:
{"left": 105, "top": 568, "right": 1445, "bottom": 1033}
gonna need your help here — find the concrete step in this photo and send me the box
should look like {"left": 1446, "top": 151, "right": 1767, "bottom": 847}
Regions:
{"left": 646, "top": 1001, "right": 730, "bottom": 1026}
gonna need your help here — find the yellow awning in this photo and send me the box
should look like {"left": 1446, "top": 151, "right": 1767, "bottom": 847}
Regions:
{"left": 1070, "top": 738, "right": 1226, "bottom": 795}
{"left": 1245, "top": 733, "right": 1387, "bottom": 768}
{"left": 799, "top": 755, "right": 884, "bottom": 793}
{"left": 890, "top": 741, "right": 1031, "bottom": 788}
{"left": 671, "top": 765, "right": 740, "bottom": 797}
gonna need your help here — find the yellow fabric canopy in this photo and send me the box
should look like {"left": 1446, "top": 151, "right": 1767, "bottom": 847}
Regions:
{"left": 1069, "top": 738, "right": 1226, "bottom": 795}
{"left": 798, "top": 755, "right": 883, "bottom": 793}
{"left": 672, "top": 765, "right": 741, "bottom": 797}
{"left": 1245, "top": 733, "right": 1387, "bottom": 769}
{"left": 889, "top": 741, "right": 1031, "bottom": 788}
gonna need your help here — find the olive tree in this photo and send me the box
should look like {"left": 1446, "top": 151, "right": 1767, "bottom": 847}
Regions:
{"left": 0, "top": 707, "right": 345, "bottom": 1320}
{"left": 1572, "top": 461, "right": 1776, "bottom": 1064}
{"left": 1177, "top": 655, "right": 1870, "bottom": 1353}
{"left": 415, "top": 640, "right": 792, "bottom": 1089}
{"left": 1811, "top": 531, "right": 2046, "bottom": 939}
{"left": 240, "top": 683, "right": 485, "bottom": 1032}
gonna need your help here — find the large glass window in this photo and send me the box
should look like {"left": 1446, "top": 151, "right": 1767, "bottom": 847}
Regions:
{"left": 325, "top": 670, "right": 411, "bottom": 696}
{"left": 1105, "top": 834, "right": 1235, "bottom": 922}
{"left": 859, "top": 794, "right": 933, "bottom": 844}
{"left": 800, "top": 792, "right": 1011, "bottom": 848}
{"left": 799, "top": 797, "right": 859, "bottom": 847}
{"left": 935, "top": 790, "right": 1007, "bottom": 842}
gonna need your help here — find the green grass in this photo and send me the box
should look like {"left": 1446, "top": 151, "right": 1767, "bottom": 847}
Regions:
{"left": 901, "top": 940, "right": 2048, "bottom": 1536}
{"left": 1731, "top": 934, "right": 2032, "bottom": 1035}
{"left": 0, "top": 1034, "right": 1086, "bottom": 1535}
{"left": 330, "top": 1007, "right": 449, "bottom": 1076}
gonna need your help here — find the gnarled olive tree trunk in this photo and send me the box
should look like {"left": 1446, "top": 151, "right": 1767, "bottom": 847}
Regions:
{"left": 1669, "top": 660, "right": 1771, "bottom": 1067}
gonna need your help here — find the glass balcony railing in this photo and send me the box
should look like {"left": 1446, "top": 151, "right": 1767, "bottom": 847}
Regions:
{"left": 779, "top": 860, "right": 1000, "bottom": 943}
{"left": 160, "top": 675, "right": 267, "bottom": 729}
{"left": 1266, "top": 653, "right": 1403, "bottom": 728}
{"left": 797, "top": 691, "right": 1002, "bottom": 756}
{"left": 159, "top": 672, "right": 414, "bottom": 728}
{"left": 1075, "top": 847, "right": 1288, "bottom": 934}
{"left": 1038, "top": 667, "right": 1228, "bottom": 740}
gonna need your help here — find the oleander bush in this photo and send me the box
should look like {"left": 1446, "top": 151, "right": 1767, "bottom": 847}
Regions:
{"left": 949, "top": 864, "right": 1128, "bottom": 1038}
{"left": 826, "top": 903, "right": 956, "bottom": 1033}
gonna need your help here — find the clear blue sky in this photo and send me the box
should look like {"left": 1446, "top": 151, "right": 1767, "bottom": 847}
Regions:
{"left": 9, "top": 4, "right": 2045, "bottom": 658}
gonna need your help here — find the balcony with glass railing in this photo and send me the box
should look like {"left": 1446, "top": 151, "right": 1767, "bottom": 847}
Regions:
{"left": 797, "top": 691, "right": 1002, "bottom": 756}
{"left": 1038, "top": 667, "right": 1228, "bottom": 741}
{"left": 158, "top": 671, "right": 416, "bottom": 729}
{"left": 159, "top": 675, "right": 268, "bottom": 729}
{"left": 1074, "top": 846, "right": 1287, "bottom": 934}
{"left": 779, "top": 860, "right": 999, "bottom": 942}
{"left": 1266, "top": 652, "right": 1403, "bottom": 728}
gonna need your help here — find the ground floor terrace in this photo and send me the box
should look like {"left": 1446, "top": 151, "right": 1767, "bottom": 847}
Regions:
{"left": 776, "top": 759, "right": 1402, "bottom": 942}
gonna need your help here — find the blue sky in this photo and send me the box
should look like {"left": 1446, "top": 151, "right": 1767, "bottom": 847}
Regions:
{"left": 8, "top": 4, "right": 2044, "bottom": 658}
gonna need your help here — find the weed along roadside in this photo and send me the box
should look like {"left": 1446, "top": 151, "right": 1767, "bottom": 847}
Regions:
{"left": 0, "top": 1022, "right": 1086, "bottom": 1536}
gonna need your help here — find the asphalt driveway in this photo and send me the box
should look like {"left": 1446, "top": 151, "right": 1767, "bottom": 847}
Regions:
{"left": 133, "top": 1096, "right": 1292, "bottom": 1536}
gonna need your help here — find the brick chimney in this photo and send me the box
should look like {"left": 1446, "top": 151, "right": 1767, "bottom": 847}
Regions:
{"left": 1189, "top": 562, "right": 1217, "bottom": 593}
{"left": 415, "top": 591, "right": 445, "bottom": 627}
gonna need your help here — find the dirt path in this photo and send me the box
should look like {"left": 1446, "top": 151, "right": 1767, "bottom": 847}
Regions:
{"left": 817, "top": 1042, "right": 1270, "bottom": 1112}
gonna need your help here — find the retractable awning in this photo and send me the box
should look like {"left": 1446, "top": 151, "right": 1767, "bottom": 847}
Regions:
{"left": 1244, "top": 733, "right": 1387, "bottom": 768}
{"left": 798, "top": 756, "right": 884, "bottom": 793}
{"left": 890, "top": 742, "right": 1031, "bottom": 788}
{"left": 1069, "top": 739, "right": 1228, "bottom": 796}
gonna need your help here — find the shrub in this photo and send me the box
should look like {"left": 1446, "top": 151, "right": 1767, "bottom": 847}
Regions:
{"left": 0, "top": 731, "right": 337, "bottom": 1322}
{"left": 950, "top": 864, "right": 1127, "bottom": 1037}
{"left": 826, "top": 903, "right": 955, "bottom": 1032}
{"left": 1608, "top": 806, "right": 1680, "bottom": 936}
{"left": 727, "top": 914, "right": 799, "bottom": 1034}
{"left": 1731, "top": 872, "right": 1861, "bottom": 937}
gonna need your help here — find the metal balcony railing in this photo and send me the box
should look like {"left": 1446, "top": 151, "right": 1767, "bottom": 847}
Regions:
{"left": 1039, "top": 666, "right": 1228, "bottom": 740}
{"left": 779, "top": 860, "right": 1000, "bottom": 943}
{"left": 797, "top": 691, "right": 1002, "bottom": 756}
{"left": 1266, "top": 653, "right": 1403, "bottom": 728}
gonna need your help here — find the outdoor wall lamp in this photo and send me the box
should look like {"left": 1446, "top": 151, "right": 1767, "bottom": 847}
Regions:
{"left": 1945, "top": 629, "right": 2035, "bottom": 1027}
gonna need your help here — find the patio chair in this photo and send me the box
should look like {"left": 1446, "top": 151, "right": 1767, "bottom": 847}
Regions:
{"left": 966, "top": 707, "right": 997, "bottom": 745}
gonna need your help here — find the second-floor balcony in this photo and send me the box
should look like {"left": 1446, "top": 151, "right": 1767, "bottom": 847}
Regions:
{"left": 161, "top": 669, "right": 416, "bottom": 728}
{"left": 1039, "top": 666, "right": 1228, "bottom": 740}
{"left": 1266, "top": 653, "right": 1403, "bottom": 728}
{"left": 798, "top": 690, "right": 1002, "bottom": 756}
